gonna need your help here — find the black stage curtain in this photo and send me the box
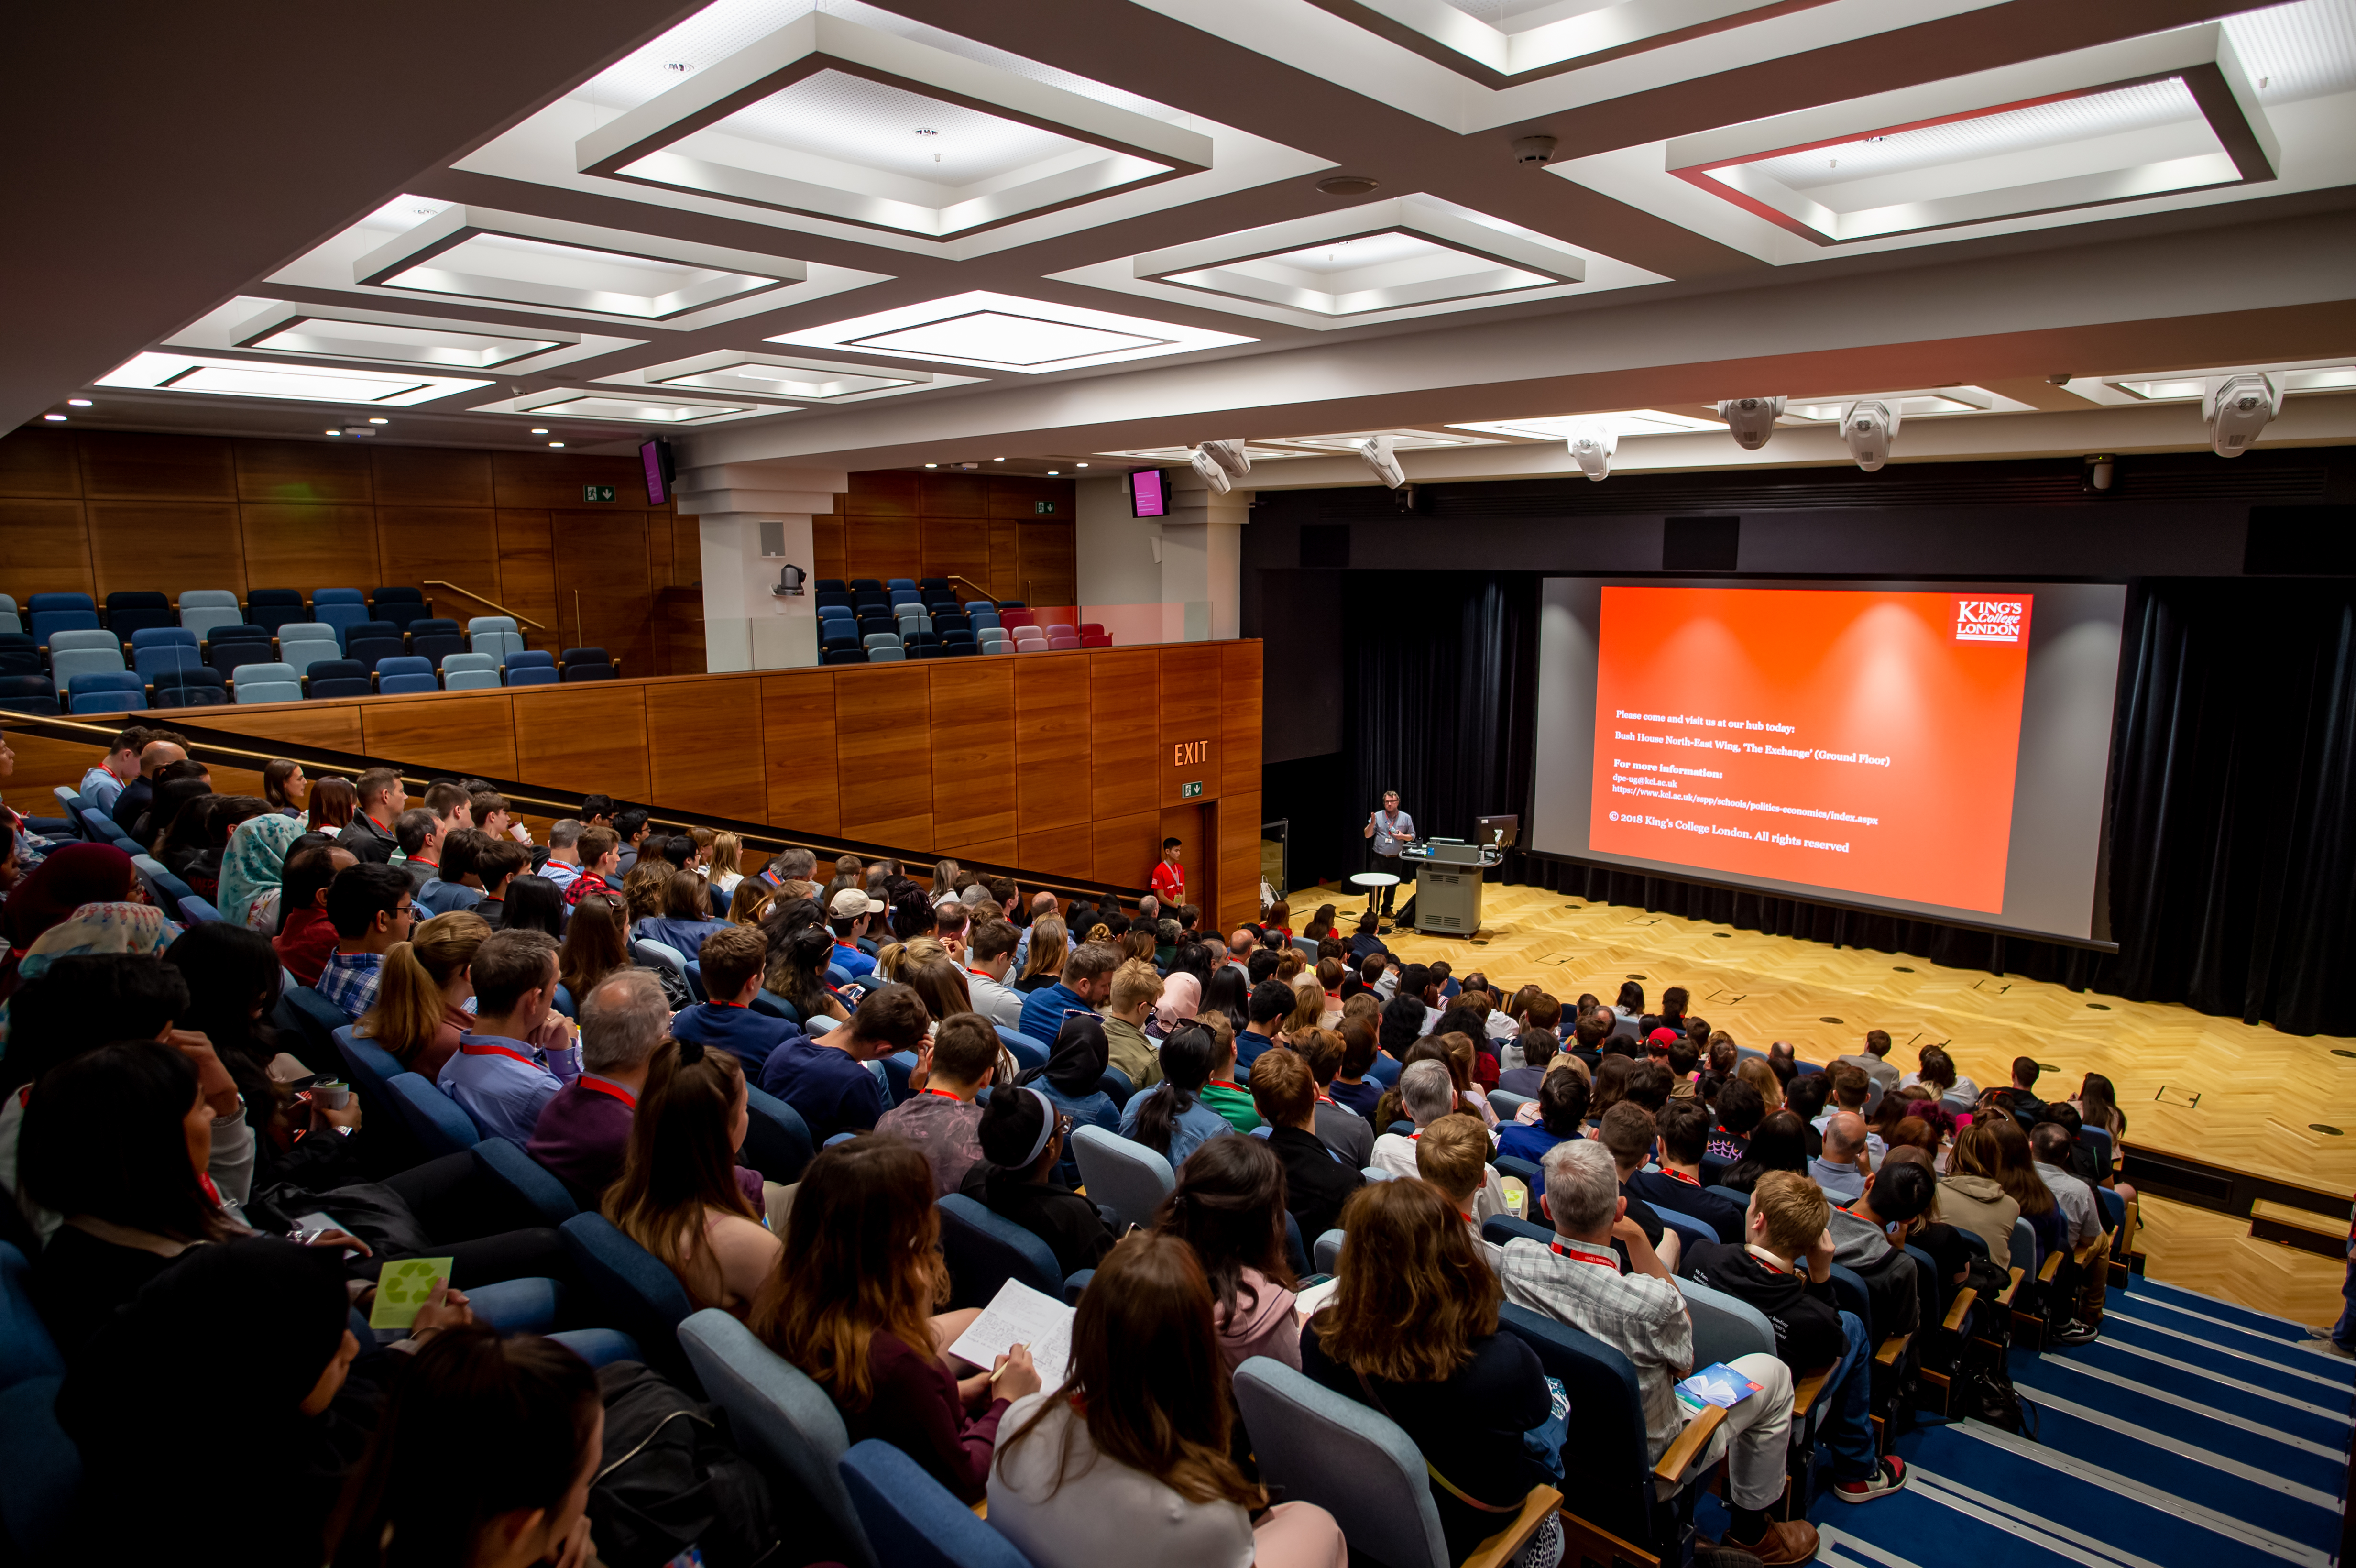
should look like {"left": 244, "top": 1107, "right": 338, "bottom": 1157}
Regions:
{"left": 1346, "top": 573, "right": 2356, "bottom": 1037}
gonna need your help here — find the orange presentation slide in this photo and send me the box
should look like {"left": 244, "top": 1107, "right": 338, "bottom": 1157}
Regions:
{"left": 1589, "top": 586, "right": 2034, "bottom": 912}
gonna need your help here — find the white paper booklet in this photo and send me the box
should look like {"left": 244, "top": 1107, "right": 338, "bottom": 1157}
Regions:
{"left": 946, "top": 1278, "right": 1075, "bottom": 1388}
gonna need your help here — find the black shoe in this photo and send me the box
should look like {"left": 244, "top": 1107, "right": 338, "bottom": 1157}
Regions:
{"left": 2049, "top": 1317, "right": 2099, "bottom": 1346}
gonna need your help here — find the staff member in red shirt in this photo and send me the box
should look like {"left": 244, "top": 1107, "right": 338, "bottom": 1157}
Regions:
{"left": 1151, "top": 836, "right": 1185, "bottom": 906}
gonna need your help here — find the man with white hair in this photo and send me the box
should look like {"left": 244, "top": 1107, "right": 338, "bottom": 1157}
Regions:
{"left": 1502, "top": 1139, "right": 1818, "bottom": 1567}
{"left": 1369, "top": 1059, "right": 1508, "bottom": 1219}
{"left": 527, "top": 969, "right": 669, "bottom": 1201}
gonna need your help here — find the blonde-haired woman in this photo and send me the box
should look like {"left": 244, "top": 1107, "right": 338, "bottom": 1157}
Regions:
{"left": 709, "top": 832, "right": 745, "bottom": 898}
{"left": 355, "top": 911, "right": 491, "bottom": 1079}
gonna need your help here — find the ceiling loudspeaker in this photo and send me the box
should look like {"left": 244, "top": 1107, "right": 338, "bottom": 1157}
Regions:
{"left": 1567, "top": 427, "right": 1616, "bottom": 482}
{"left": 1187, "top": 446, "right": 1233, "bottom": 495}
{"left": 2203, "top": 373, "right": 2282, "bottom": 458}
{"left": 1354, "top": 434, "right": 1406, "bottom": 489}
{"left": 1716, "top": 396, "right": 1785, "bottom": 450}
{"left": 1199, "top": 439, "right": 1252, "bottom": 479}
{"left": 1838, "top": 399, "right": 1900, "bottom": 471}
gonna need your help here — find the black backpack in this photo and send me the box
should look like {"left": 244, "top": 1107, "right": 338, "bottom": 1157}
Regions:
{"left": 590, "top": 1362, "right": 780, "bottom": 1568}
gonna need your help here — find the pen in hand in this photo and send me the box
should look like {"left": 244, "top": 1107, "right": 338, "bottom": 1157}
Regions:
{"left": 989, "top": 1342, "right": 1029, "bottom": 1382}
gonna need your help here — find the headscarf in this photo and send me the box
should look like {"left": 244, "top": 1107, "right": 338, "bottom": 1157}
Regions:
{"left": 2, "top": 842, "right": 138, "bottom": 953}
{"left": 1154, "top": 971, "right": 1201, "bottom": 1032}
{"left": 0, "top": 901, "right": 182, "bottom": 1042}
{"left": 1021, "top": 1012, "right": 1110, "bottom": 1099}
{"left": 219, "top": 812, "right": 305, "bottom": 929}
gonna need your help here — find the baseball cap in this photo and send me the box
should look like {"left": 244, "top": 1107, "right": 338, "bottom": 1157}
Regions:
{"left": 830, "top": 888, "right": 881, "bottom": 918}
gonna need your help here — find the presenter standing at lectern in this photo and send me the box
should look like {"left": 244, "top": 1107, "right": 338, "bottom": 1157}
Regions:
{"left": 1364, "top": 790, "right": 1414, "bottom": 914}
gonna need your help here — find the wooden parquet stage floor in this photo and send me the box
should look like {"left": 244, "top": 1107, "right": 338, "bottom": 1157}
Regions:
{"left": 1309, "top": 877, "right": 2356, "bottom": 1326}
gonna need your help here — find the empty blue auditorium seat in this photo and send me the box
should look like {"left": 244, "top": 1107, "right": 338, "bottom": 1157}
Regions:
{"left": 406, "top": 619, "right": 467, "bottom": 668}
{"left": 309, "top": 589, "right": 369, "bottom": 647}
{"left": 151, "top": 668, "right": 229, "bottom": 707}
{"left": 343, "top": 622, "right": 406, "bottom": 671}
{"left": 176, "top": 590, "right": 243, "bottom": 644}
{"left": 304, "top": 659, "right": 372, "bottom": 698}
{"left": 130, "top": 627, "right": 200, "bottom": 682}
{"left": 441, "top": 652, "right": 499, "bottom": 691}
{"left": 561, "top": 647, "right": 615, "bottom": 681}
{"left": 243, "top": 588, "right": 307, "bottom": 635}
{"left": 375, "top": 656, "right": 438, "bottom": 695}
{"left": 369, "top": 586, "right": 429, "bottom": 631}
{"left": 104, "top": 591, "right": 174, "bottom": 639}
{"left": 0, "top": 676, "right": 58, "bottom": 715}
{"left": 26, "top": 595, "right": 98, "bottom": 648}
{"left": 231, "top": 661, "right": 303, "bottom": 703}
{"left": 203, "top": 628, "right": 273, "bottom": 679}
{"left": 67, "top": 671, "right": 146, "bottom": 713}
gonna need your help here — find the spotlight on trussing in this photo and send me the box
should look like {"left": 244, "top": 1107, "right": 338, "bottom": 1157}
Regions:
{"left": 1187, "top": 446, "right": 1232, "bottom": 495}
{"left": 1354, "top": 433, "right": 1406, "bottom": 489}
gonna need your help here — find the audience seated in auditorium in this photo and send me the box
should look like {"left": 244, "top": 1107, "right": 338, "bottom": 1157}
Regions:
{"left": 528, "top": 969, "right": 671, "bottom": 1203}
{"left": 1289, "top": 1026, "right": 1374, "bottom": 1168}
{"left": 106, "top": 735, "right": 188, "bottom": 839}
{"left": 988, "top": 1231, "right": 1346, "bottom": 1568}
{"left": 757, "top": 1135, "right": 1040, "bottom": 1505}
{"left": 876, "top": 1011, "right": 996, "bottom": 1195}
{"left": 1248, "top": 1046, "right": 1362, "bottom": 1239}
{"left": 603, "top": 1036, "right": 778, "bottom": 1318}
{"left": 1154, "top": 1133, "right": 1304, "bottom": 1372}
{"left": 272, "top": 843, "right": 356, "bottom": 985}
{"left": 1233, "top": 978, "right": 1292, "bottom": 1073}
{"left": 1593, "top": 1103, "right": 1681, "bottom": 1274}
{"left": 1625, "top": 1097, "right": 1746, "bottom": 1242}
{"left": 2030, "top": 1119, "right": 2103, "bottom": 1250}
{"left": 826, "top": 887, "right": 884, "bottom": 978}
{"left": 1019, "top": 937, "right": 1116, "bottom": 1045}
{"left": 1969, "top": 1115, "right": 2063, "bottom": 1264}
{"left": 76, "top": 726, "right": 145, "bottom": 814}
{"left": 538, "top": 818, "right": 584, "bottom": 892}
{"left": 1120, "top": 1020, "right": 1233, "bottom": 1168}
{"left": 316, "top": 862, "right": 415, "bottom": 1020}
{"left": 1305, "top": 1177, "right": 1563, "bottom": 1568}
{"left": 1709, "top": 1076, "right": 1765, "bottom": 1165}
{"left": 1416, "top": 1112, "right": 1506, "bottom": 1270}
{"left": 563, "top": 827, "right": 621, "bottom": 907}
{"left": 416, "top": 825, "right": 493, "bottom": 917}
{"left": 963, "top": 1077, "right": 1118, "bottom": 1277}
{"left": 760, "top": 981, "right": 927, "bottom": 1141}
{"left": 356, "top": 910, "right": 496, "bottom": 1079}
{"left": 1496, "top": 1064, "right": 1586, "bottom": 1178}
{"left": 1099, "top": 956, "right": 1164, "bottom": 1089}
{"left": 1933, "top": 1118, "right": 2025, "bottom": 1267}
{"left": 436, "top": 929, "right": 580, "bottom": 1145}
{"left": 955, "top": 917, "right": 1024, "bottom": 1031}
{"left": 1993, "top": 1056, "right": 2046, "bottom": 1129}
{"left": 669, "top": 925, "right": 801, "bottom": 1075}
{"left": 1834, "top": 1029, "right": 1901, "bottom": 1109}
{"left": 611, "top": 808, "right": 651, "bottom": 877}
{"left": 766, "top": 921, "right": 849, "bottom": 1025}
{"left": 1020, "top": 1014, "right": 1120, "bottom": 1185}
{"left": 1829, "top": 1158, "right": 1932, "bottom": 1347}
{"left": 391, "top": 808, "right": 439, "bottom": 894}
{"left": 1499, "top": 1025, "right": 1555, "bottom": 1097}
{"left": 1503, "top": 1140, "right": 1818, "bottom": 1565}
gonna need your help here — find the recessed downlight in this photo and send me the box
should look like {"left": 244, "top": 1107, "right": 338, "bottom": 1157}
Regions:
{"left": 367, "top": 417, "right": 389, "bottom": 425}
{"left": 548, "top": 440, "right": 566, "bottom": 448}
{"left": 66, "top": 398, "right": 91, "bottom": 407}
{"left": 43, "top": 413, "right": 66, "bottom": 422}
{"left": 924, "top": 462, "right": 938, "bottom": 468}
{"left": 531, "top": 428, "right": 549, "bottom": 434}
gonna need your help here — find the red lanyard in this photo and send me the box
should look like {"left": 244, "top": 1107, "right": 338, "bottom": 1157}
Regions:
{"left": 1209, "top": 1080, "right": 1245, "bottom": 1093}
{"left": 966, "top": 967, "right": 995, "bottom": 984}
{"left": 460, "top": 1042, "right": 537, "bottom": 1067}
{"left": 1745, "top": 1247, "right": 1789, "bottom": 1274}
{"left": 921, "top": 1088, "right": 964, "bottom": 1103}
{"left": 1550, "top": 1240, "right": 1617, "bottom": 1270}
{"left": 1663, "top": 1167, "right": 1700, "bottom": 1187}
{"left": 578, "top": 1075, "right": 637, "bottom": 1109}
{"left": 1315, "top": 1092, "right": 1337, "bottom": 1108}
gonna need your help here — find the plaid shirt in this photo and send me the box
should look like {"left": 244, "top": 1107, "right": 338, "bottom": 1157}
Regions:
{"left": 1500, "top": 1236, "right": 1692, "bottom": 1463}
{"left": 564, "top": 869, "right": 613, "bottom": 907}
{"left": 316, "top": 952, "right": 385, "bottom": 1020}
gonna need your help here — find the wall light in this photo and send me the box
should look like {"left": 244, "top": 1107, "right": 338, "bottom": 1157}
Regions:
{"left": 531, "top": 427, "right": 550, "bottom": 434}
{"left": 549, "top": 440, "right": 566, "bottom": 448}
{"left": 43, "top": 413, "right": 66, "bottom": 422}
{"left": 367, "top": 417, "right": 389, "bottom": 425}
{"left": 66, "top": 398, "right": 91, "bottom": 407}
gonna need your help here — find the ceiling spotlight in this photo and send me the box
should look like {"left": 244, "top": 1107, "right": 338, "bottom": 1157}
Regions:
{"left": 367, "top": 417, "right": 389, "bottom": 425}
{"left": 1075, "top": 462, "right": 1088, "bottom": 468}
{"left": 531, "top": 427, "right": 549, "bottom": 434}
{"left": 1353, "top": 434, "right": 1406, "bottom": 489}
{"left": 66, "top": 398, "right": 91, "bottom": 407}
{"left": 2204, "top": 373, "right": 2282, "bottom": 457}
{"left": 324, "top": 428, "right": 341, "bottom": 436}
{"left": 924, "top": 462, "right": 938, "bottom": 468}
{"left": 1716, "top": 396, "right": 1785, "bottom": 451}
{"left": 549, "top": 440, "right": 566, "bottom": 448}
{"left": 42, "top": 413, "right": 66, "bottom": 422}
{"left": 2046, "top": 373, "right": 2072, "bottom": 387}
{"left": 2082, "top": 454, "right": 2117, "bottom": 493}
{"left": 993, "top": 456, "right": 1005, "bottom": 461}
{"left": 1187, "top": 446, "right": 1233, "bottom": 495}
{"left": 1839, "top": 399, "right": 1900, "bottom": 471}
{"left": 1567, "top": 427, "right": 1616, "bottom": 481}
{"left": 1200, "top": 439, "right": 1252, "bottom": 480}
{"left": 1047, "top": 469, "right": 1060, "bottom": 475}
{"left": 1316, "top": 175, "right": 1380, "bottom": 197}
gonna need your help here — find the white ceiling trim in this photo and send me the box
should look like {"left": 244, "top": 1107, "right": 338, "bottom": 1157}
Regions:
{"left": 766, "top": 289, "right": 1257, "bottom": 372}
{"left": 466, "top": 386, "right": 797, "bottom": 425}
{"left": 165, "top": 296, "right": 647, "bottom": 376}
{"left": 594, "top": 349, "right": 987, "bottom": 402}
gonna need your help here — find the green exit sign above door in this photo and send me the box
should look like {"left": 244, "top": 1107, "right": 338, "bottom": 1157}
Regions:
{"left": 582, "top": 485, "right": 616, "bottom": 503}
{"left": 1181, "top": 781, "right": 1203, "bottom": 799}
{"left": 1034, "top": 500, "right": 1058, "bottom": 515}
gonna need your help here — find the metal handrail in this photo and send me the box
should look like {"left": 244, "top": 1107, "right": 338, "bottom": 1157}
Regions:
{"left": 423, "top": 580, "right": 547, "bottom": 630}
{"left": 946, "top": 574, "right": 994, "bottom": 603}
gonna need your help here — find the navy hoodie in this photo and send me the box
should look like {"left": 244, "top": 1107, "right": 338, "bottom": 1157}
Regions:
{"left": 1681, "top": 1241, "right": 1846, "bottom": 1373}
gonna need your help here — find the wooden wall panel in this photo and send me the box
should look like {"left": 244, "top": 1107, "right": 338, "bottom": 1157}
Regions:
{"left": 491, "top": 452, "right": 649, "bottom": 510}
{"left": 1093, "top": 809, "right": 1160, "bottom": 888}
{"left": 986, "top": 522, "right": 1021, "bottom": 601}
{"left": 834, "top": 667, "right": 933, "bottom": 845}
{"left": 237, "top": 439, "right": 373, "bottom": 505}
{"left": 242, "top": 504, "right": 378, "bottom": 592}
{"left": 551, "top": 510, "right": 657, "bottom": 672}
{"left": 1159, "top": 803, "right": 1207, "bottom": 916}
{"left": 1219, "top": 639, "right": 1263, "bottom": 802}
{"left": 493, "top": 512, "right": 558, "bottom": 636}
{"left": 364, "top": 693, "right": 518, "bottom": 780}
{"left": 1019, "top": 824, "right": 1095, "bottom": 883}
{"left": 647, "top": 675, "right": 765, "bottom": 818}
{"left": 378, "top": 507, "right": 500, "bottom": 612}
{"left": 78, "top": 432, "right": 234, "bottom": 500}
{"left": 0, "top": 429, "right": 79, "bottom": 496}
{"left": 920, "top": 516, "right": 989, "bottom": 589}
{"left": 203, "top": 700, "right": 366, "bottom": 754}
{"left": 812, "top": 517, "right": 846, "bottom": 583}
{"left": 812, "top": 472, "right": 1074, "bottom": 598}
{"left": 761, "top": 671, "right": 840, "bottom": 836}
{"left": 1217, "top": 791, "right": 1264, "bottom": 932}
{"left": 840, "top": 517, "right": 922, "bottom": 583}
{"left": 844, "top": 471, "right": 919, "bottom": 519}
{"left": 929, "top": 658, "right": 1016, "bottom": 854}
{"left": 0, "top": 500, "right": 95, "bottom": 596}
{"left": 1017, "top": 522, "right": 1076, "bottom": 606}
{"left": 86, "top": 502, "right": 243, "bottom": 599}
{"left": 1015, "top": 653, "right": 1090, "bottom": 833}
{"left": 1089, "top": 648, "right": 1160, "bottom": 822}
{"left": 514, "top": 685, "right": 648, "bottom": 799}
{"left": 1157, "top": 645, "right": 1222, "bottom": 808}
{"left": 372, "top": 447, "right": 493, "bottom": 508}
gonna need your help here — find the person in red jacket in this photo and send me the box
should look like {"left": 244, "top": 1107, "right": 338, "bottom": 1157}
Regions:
{"left": 1151, "top": 836, "right": 1185, "bottom": 906}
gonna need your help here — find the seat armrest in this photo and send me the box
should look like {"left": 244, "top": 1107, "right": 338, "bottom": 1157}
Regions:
{"left": 1652, "top": 1404, "right": 1728, "bottom": 1483}
{"left": 2037, "top": 1250, "right": 2064, "bottom": 1283}
{"left": 1874, "top": 1334, "right": 1909, "bottom": 1369}
{"left": 1460, "top": 1485, "right": 1566, "bottom": 1568}
{"left": 1941, "top": 1286, "right": 1978, "bottom": 1334}
{"left": 1791, "top": 1364, "right": 1836, "bottom": 1419}
{"left": 1994, "top": 1267, "right": 2024, "bottom": 1308}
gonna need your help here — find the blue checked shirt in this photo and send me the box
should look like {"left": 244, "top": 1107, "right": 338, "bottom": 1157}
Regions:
{"left": 316, "top": 952, "right": 385, "bottom": 1020}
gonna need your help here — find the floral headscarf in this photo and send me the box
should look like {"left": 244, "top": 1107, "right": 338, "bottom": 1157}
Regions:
{"left": 219, "top": 813, "right": 306, "bottom": 930}
{"left": 0, "top": 900, "right": 181, "bottom": 1050}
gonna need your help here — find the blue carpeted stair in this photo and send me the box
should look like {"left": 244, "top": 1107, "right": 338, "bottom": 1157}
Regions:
{"left": 1811, "top": 1275, "right": 2351, "bottom": 1568}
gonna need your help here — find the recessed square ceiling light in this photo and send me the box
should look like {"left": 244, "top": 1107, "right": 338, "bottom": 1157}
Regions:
{"left": 1778, "top": 387, "right": 2032, "bottom": 421}
{"left": 1275, "top": 428, "right": 1510, "bottom": 452}
{"left": 1094, "top": 442, "right": 1316, "bottom": 463}
{"left": 468, "top": 387, "right": 791, "bottom": 426}
{"left": 1449, "top": 409, "right": 1727, "bottom": 440}
{"left": 769, "top": 290, "right": 1253, "bottom": 373}
{"left": 352, "top": 205, "right": 806, "bottom": 319}
{"left": 1138, "top": 197, "right": 1582, "bottom": 316}
{"left": 571, "top": 12, "right": 1211, "bottom": 236}
{"left": 233, "top": 309, "right": 563, "bottom": 369}
{"left": 1298, "top": 0, "right": 1807, "bottom": 85}
{"left": 647, "top": 356, "right": 928, "bottom": 400}
{"left": 1666, "top": 25, "right": 2278, "bottom": 244}
{"left": 2060, "top": 357, "right": 2356, "bottom": 406}
{"left": 94, "top": 351, "right": 488, "bottom": 406}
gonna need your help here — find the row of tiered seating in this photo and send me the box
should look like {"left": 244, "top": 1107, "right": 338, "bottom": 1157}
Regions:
{"left": 811, "top": 580, "right": 1114, "bottom": 664}
{"left": 0, "top": 586, "right": 438, "bottom": 646}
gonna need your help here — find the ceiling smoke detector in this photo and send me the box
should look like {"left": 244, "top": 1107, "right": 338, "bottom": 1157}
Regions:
{"left": 1316, "top": 175, "right": 1380, "bottom": 197}
{"left": 1512, "top": 135, "right": 1558, "bottom": 165}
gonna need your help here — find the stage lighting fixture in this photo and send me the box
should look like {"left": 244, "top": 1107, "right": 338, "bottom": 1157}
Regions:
{"left": 1716, "top": 396, "right": 1784, "bottom": 450}
{"left": 1354, "top": 433, "right": 1406, "bottom": 488}
{"left": 1187, "top": 445, "right": 1233, "bottom": 495}
{"left": 2203, "top": 373, "right": 2281, "bottom": 457}
{"left": 1567, "top": 426, "right": 1615, "bottom": 481}
{"left": 1838, "top": 399, "right": 1900, "bottom": 471}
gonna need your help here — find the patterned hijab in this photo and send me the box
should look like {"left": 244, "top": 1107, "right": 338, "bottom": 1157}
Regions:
{"left": 219, "top": 813, "right": 305, "bottom": 929}
{"left": 0, "top": 900, "right": 181, "bottom": 1045}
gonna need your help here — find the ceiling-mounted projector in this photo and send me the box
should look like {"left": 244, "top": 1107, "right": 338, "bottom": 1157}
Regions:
{"left": 1839, "top": 399, "right": 1900, "bottom": 471}
{"left": 1354, "top": 434, "right": 1406, "bottom": 489}
{"left": 1199, "top": 439, "right": 1252, "bottom": 479}
{"left": 1187, "top": 445, "right": 1233, "bottom": 495}
{"left": 1567, "top": 427, "right": 1616, "bottom": 481}
{"left": 2203, "top": 373, "right": 2282, "bottom": 458}
{"left": 1717, "top": 396, "right": 1785, "bottom": 451}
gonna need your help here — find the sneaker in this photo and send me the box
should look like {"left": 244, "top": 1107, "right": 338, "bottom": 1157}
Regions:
{"left": 2299, "top": 1335, "right": 2355, "bottom": 1360}
{"left": 2049, "top": 1318, "right": 2100, "bottom": 1346}
{"left": 1725, "top": 1520, "right": 1819, "bottom": 1566}
{"left": 1835, "top": 1456, "right": 1908, "bottom": 1503}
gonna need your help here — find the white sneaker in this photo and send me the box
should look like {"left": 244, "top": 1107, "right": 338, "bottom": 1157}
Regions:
{"left": 2298, "top": 1335, "right": 2353, "bottom": 1360}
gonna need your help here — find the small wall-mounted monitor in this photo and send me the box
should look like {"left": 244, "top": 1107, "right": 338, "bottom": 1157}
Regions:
{"left": 1130, "top": 468, "right": 1170, "bottom": 518}
{"left": 1475, "top": 814, "right": 1519, "bottom": 849}
{"left": 639, "top": 438, "right": 675, "bottom": 506}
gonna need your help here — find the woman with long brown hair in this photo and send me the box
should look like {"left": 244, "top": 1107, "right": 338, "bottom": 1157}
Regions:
{"left": 557, "top": 891, "right": 631, "bottom": 1003}
{"left": 603, "top": 1038, "right": 777, "bottom": 1316}
{"left": 989, "top": 1232, "right": 1347, "bottom": 1568}
{"left": 1302, "top": 1179, "right": 1559, "bottom": 1567}
{"left": 1012, "top": 915, "right": 1068, "bottom": 994}
{"left": 1958, "top": 1113, "right": 2061, "bottom": 1265}
{"left": 753, "top": 1136, "right": 1041, "bottom": 1503}
{"left": 306, "top": 775, "right": 358, "bottom": 837}
{"left": 1151, "top": 1134, "right": 1300, "bottom": 1373}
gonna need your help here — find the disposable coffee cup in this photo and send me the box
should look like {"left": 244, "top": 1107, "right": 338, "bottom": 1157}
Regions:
{"left": 315, "top": 1080, "right": 351, "bottom": 1109}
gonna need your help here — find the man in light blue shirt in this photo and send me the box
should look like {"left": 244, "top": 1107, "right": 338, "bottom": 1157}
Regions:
{"left": 1362, "top": 790, "right": 1414, "bottom": 915}
{"left": 1808, "top": 1111, "right": 1872, "bottom": 1205}
{"left": 438, "top": 928, "right": 580, "bottom": 1144}
{"left": 77, "top": 727, "right": 145, "bottom": 814}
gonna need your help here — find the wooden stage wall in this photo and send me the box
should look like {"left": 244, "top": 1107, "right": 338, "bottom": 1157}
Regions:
{"left": 8, "top": 641, "right": 1264, "bottom": 928}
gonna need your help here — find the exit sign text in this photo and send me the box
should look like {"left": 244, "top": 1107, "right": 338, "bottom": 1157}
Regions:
{"left": 1172, "top": 738, "right": 1210, "bottom": 767}
{"left": 582, "top": 485, "right": 616, "bottom": 503}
